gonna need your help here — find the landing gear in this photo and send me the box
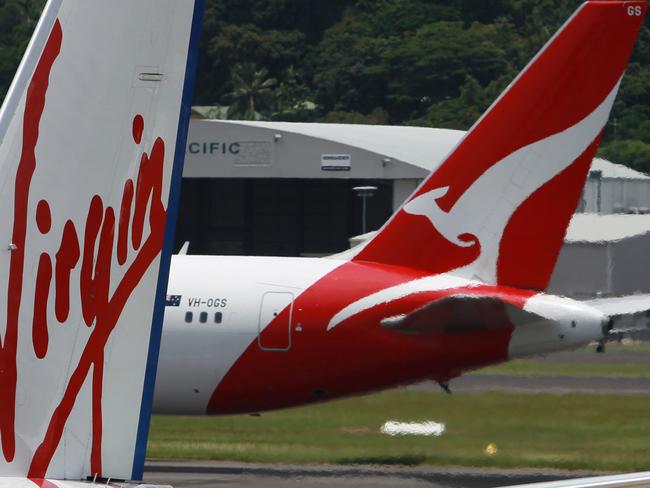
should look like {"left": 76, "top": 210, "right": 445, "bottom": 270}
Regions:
{"left": 438, "top": 381, "right": 452, "bottom": 394}
{"left": 596, "top": 317, "right": 615, "bottom": 353}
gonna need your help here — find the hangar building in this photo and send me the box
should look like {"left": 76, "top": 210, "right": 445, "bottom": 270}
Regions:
{"left": 178, "top": 120, "right": 459, "bottom": 256}
{"left": 549, "top": 214, "right": 650, "bottom": 298}
{"left": 580, "top": 158, "right": 650, "bottom": 214}
{"left": 178, "top": 119, "right": 650, "bottom": 262}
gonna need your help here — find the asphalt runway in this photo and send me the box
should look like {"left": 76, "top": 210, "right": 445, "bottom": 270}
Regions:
{"left": 531, "top": 350, "right": 650, "bottom": 365}
{"left": 424, "top": 374, "right": 650, "bottom": 395}
{"left": 143, "top": 461, "right": 591, "bottom": 488}
{"left": 409, "top": 349, "right": 650, "bottom": 395}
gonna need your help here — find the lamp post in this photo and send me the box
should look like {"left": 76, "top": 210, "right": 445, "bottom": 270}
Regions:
{"left": 589, "top": 170, "right": 602, "bottom": 214}
{"left": 352, "top": 186, "right": 377, "bottom": 234}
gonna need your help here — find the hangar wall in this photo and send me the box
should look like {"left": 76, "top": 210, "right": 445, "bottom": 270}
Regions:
{"left": 184, "top": 120, "right": 429, "bottom": 180}
{"left": 548, "top": 243, "right": 609, "bottom": 298}
{"left": 548, "top": 215, "right": 650, "bottom": 298}
{"left": 580, "top": 160, "right": 650, "bottom": 214}
{"left": 612, "top": 235, "right": 650, "bottom": 295}
{"left": 175, "top": 178, "right": 392, "bottom": 256}
{"left": 549, "top": 234, "right": 650, "bottom": 298}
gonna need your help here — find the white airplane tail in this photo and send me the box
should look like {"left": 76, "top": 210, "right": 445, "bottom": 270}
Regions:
{"left": 0, "top": 0, "right": 202, "bottom": 482}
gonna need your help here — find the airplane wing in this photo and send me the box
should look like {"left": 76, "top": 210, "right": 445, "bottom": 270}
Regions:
{"left": 500, "top": 470, "right": 650, "bottom": 487}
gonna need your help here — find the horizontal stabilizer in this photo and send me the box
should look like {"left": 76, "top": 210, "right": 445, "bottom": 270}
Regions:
{"left": 585, "top": 294, "right": 650, "bottom": 334}
{"left": 585, "top": 294, "right": 650, "bottom": 318}
{"left": 380, "top": 295, "right": 543, "bottom": 335}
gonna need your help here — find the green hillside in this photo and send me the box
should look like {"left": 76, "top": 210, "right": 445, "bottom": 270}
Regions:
{"left": 1, "top": 0, "right": 649, "bottom": 169}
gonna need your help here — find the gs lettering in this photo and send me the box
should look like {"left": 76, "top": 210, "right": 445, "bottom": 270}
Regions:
{"left": 627, "top": 5, "right": 642, "bottom": 16}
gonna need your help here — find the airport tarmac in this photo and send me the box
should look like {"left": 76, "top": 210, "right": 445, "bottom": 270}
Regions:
{"left": 529, "top": 350, "right": 650, "bottom": 365}
{"left": 425, "top": 374, "right": 650, "bottom": 395}
{"left": 143, "top": 461, "right": 592, "bottom": 488}
{"left": 409, "top": 349, "right": 650, "bottom": 395}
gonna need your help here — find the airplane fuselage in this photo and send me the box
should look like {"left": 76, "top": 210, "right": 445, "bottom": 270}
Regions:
{"left": 153, "top": 255, "right": 605, "bottom": 415}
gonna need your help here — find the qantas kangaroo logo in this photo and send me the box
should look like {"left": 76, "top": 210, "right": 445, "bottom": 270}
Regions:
{"left": 403, "top": 79, "right": 621, "bottom": 284}
{"left": 327, "top": 80, "right": 622, "bottom": 333}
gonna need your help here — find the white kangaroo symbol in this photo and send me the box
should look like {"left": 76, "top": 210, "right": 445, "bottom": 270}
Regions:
{"left": 403, "top": 80, "right": 620, "bottom": 283}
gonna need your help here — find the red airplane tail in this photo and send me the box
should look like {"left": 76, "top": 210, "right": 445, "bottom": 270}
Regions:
{"left": 353, "top": 0, "right": 647, "bottom": 291}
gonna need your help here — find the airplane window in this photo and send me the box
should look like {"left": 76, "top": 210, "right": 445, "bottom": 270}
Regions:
{"left": 214, "top": 312, "right": 222, "bottom": 324}
{"left": 185, "top": 311, "right": 193, "bottom": 323}
{"left": 200, "top": 311, "right": 208, "bottom": 323}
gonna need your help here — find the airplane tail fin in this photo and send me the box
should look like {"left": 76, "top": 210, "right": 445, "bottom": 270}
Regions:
{"left": 0, "top": 0, "right": 202, "bottom": 482}
{"left": 354, "top": 1, "right": 647, "bottom": 291}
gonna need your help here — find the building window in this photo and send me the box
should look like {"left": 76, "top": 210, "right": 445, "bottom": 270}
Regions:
{"left": 214, "top": 312, "right": 223, "bottom": 324}
{"left": 200, "top": 311, "right": 208, "bottom": 323}
{"left": 185, "top": 311, "right": 193, "bottom": 323}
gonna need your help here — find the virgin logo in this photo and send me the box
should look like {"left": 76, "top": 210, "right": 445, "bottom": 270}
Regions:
{"left": 0, "top": 20, "right": 168, "bottom": 480}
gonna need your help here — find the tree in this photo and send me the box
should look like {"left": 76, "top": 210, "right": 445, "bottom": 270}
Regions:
{"left": 222, "top": 63, "right": 277, "bottom": 120}
{"left": 1, "top": 0, "right": 649, "bottom": 173}
{"left": 370, "top": 20, "right": 510, "bottom": 120}
{"left": 0, "top": 0, "right": 45, "bottom": 102}
{"left": 313, "top": 11, "right": 394, "bottom": 115}
{"left": 271, "top": 65, "right": 319, "bottom": 121}
{"left": 320, "top": 107, "right": 389, "bottom": 125}
{"left": 600, "top": 140, "right": 650, "bottom": 174}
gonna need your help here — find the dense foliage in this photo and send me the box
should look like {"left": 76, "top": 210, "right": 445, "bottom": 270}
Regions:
{"left": 1, "top": 0, "right": 649, "bottom": 170}
{"left": 0, "top": 0, "right": 43, "bottom": 100}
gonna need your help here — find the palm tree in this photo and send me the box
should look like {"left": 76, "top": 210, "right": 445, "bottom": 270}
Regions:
{"left": 222, "top": 63, "right": 277, "bottom": 120}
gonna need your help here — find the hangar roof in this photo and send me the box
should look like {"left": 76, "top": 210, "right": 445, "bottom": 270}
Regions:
{"left": 590, "top": 158, "right": 650, "bottom": 180}
{"left": 223, "top": 121, "right": 647, "bottom": 179}
{"left": 566, "top": 214, "right": 650, "bottom": 243}
{"left": 210, "top": 120, "right": 464, "bottom": 172}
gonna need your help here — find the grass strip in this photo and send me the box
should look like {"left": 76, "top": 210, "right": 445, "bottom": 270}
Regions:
{"left": 148, "top": 390, "right": 650, "bottom": 472}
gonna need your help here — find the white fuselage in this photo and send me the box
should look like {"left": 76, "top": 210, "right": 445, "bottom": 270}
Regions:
{"left": 153, "top": 255, "right": 342, "bottom": 414}
{"left": 153, "top": 255, "right": 605, "bottom": 416}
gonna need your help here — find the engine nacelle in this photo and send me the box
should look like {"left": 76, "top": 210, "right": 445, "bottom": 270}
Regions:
{"left": 508, "top": 294, "right": 606, "bottom": 358}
